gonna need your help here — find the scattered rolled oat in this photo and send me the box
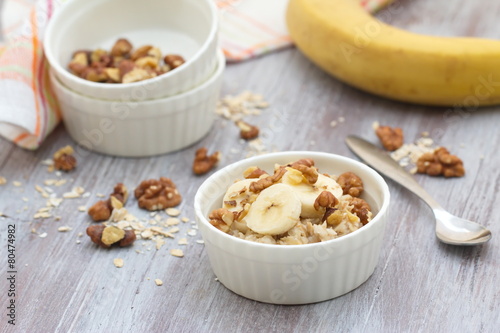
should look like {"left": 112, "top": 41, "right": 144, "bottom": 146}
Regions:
{"left": 34, "top": 212, "right": 52, "bottom": 219}
{"left": 196, "top": 240, "right": 205, "bottom": 244}
{"left": 0, "top": 176, "right": 6, "bottom": 185}
{"left": 181, "top": 217, "right": 189, "bottom": 223}
{"left": 39, "top": 232, "right": 48, "bottom": 238}
{"left": 78, "top": 206, "right": 87, "bottom": 212}
{"left": 178, "top": 238, "right": 188, "bottom": 245}
{"left": 216, "top": 91, "right": 268, "bottom": 122}
{"left": 170, "top": 249, "right": 184, "bottom": 257}
{"left": 155, "top": 279, "right": 163, "bottom": 286}
{"left": 166, "top": 218, "right": 180, "bottom": 226}
{"left": 113, "top": 258, "right": 124, "bottom": 268}
{"left": 63, "top": 187, "right": 85, "bottom": 199}
{"left": 165, "top": 208, "right": 181, "bottom": 217}
{"left": 13, "top": 181, "right": 22, "bottom": 187}
{"left": 57, "top": 226, "right": 72, "bottom": 232}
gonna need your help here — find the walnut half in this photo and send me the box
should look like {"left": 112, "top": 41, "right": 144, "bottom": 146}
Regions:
{"left": 193, "top": 147, "right": 221, "bottom": 175}
{"left": 134, "top": 177, "right": 182, "bottom": 211}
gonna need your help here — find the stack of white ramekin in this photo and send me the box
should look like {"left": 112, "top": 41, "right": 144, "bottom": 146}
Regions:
{"left": 44, "top": 0, "right": 222, "bottom": 157}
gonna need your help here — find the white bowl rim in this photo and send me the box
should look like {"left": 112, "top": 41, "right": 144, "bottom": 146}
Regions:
{"left": 44, "top": 0, "right": 218, "bottom": 91}
{"left": 51, "top": 49, "right": 225, "bottom": 109}
{"left": 194, "top": 151, "right": 391, "bottom": 250}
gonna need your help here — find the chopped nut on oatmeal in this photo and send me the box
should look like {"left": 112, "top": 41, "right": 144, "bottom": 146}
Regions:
{"left": 313, "top": 191, "right": 338, "bottom": 211}
{"left": 337, "top": 172, "right": 364, "bottom": 197}
{"left": 192, "top": 147, "right": 221, "bottom": 175}
{"left": 53, "top": 145, "right": 77, "bottom": 172}
{"left": 243, "top": 166, "right": 268, "bottom": 179}
{"left": 134, "top": 177, "right": 182, "bottom": 211}
{"left": 416, "top": 147, "right": 465, "bottom": 177}
{"left": 350, "top": 197, "right": 371, "bottom": 225}
{"left": 249, "top": 167, "right": 286, "bottom": 193}
{"left": 209, "top": 208, "right": 237, "bottom": 232}
{"left": 376, "top": 125, "right": 404, "bottom": 151}
{"left": 289, "top": 159, "right": 318, "bottom": 184}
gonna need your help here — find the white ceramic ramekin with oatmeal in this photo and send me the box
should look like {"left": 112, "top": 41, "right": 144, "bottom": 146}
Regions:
{"left": 194, "top": 151, "right": 390, "bottom": 304}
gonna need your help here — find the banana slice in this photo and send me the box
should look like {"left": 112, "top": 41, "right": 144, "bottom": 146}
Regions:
{"left": 222, "top": 179, "right": 256, "bottom": 212}
{"left": 282, "top": 173, "right": 343, "bottom": 219}
{"left": 244, "top": 183, "right": 301, "bottom": 235}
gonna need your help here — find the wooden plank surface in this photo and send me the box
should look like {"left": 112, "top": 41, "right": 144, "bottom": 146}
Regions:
{"left": 1, "top": 0, "right": 500, "bottom": 332}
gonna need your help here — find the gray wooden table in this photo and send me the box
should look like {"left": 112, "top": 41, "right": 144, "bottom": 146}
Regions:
{"left": 1, "top": 0, "right": 499, "bottom": 332}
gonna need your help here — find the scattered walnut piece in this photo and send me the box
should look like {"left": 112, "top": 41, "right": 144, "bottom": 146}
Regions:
{"left": 88, "top": 200, "right": 112, "bottom": 222}
{"left": 86, "top": 225, "right": 136, "bottom": 248}
{"left": 376, "top": 125, "right": 404, "bottom": 151}
{"left": 416, "top": 147, "right": 465, "bottom": 177}
{"left": 53, "top": 145, "right": 77, "bottom": 172}
{"left": 209, "top": 208, "right": 236, "bottom": 232}
{"left": 313, "top": 191, "right": 338, "bottom": 211}
{"left": 337, "top": 172, "right": 364, "bottom": 197}
{"left": 236, "top": 121, "right": 259, "bottom": 140}
{"left": 88, "top": 183, "right": 129, "bottom": 221}
{"left": 350, "top": 197, "right": 371, "bottom": 225}
{"left": 134, "top": 177, "right": 182, "bottom": 211}
{"left": 193, "top": 147, "right": 221, "bottom": 175}
{"left": 163, "top": 54, "right": 185, "bottom": 69}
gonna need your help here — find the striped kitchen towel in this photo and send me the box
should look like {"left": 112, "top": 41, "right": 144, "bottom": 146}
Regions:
{"left": 0, "top": 0, "right": 392, "bottom": 150}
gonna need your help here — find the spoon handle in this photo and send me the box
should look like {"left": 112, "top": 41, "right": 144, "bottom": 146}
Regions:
{"left": 345, "top": 135, "right": 442, "bottom": 210}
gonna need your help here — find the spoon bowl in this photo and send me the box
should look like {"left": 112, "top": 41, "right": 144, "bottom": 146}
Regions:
{"left": 345, "top": 135, "right": 492, "bottom": 246}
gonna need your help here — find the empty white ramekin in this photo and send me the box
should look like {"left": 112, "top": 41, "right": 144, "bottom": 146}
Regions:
{"left": 50, "top": 50, "right": 225, "bottom": 157}
{"left": 195, "top": 151, "right": 390, "bottom": 304}
{"left": 44, "top": 0, "right": 218, "bottom": 101}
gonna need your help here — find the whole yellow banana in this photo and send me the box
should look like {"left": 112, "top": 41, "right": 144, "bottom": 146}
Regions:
{"left": 286, "top": 0, "right": 500, "bottom": 106}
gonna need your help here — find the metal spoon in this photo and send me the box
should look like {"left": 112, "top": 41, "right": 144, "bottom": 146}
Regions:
{"left": 345, "top": 135, "right": 492, "bottom": 246}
